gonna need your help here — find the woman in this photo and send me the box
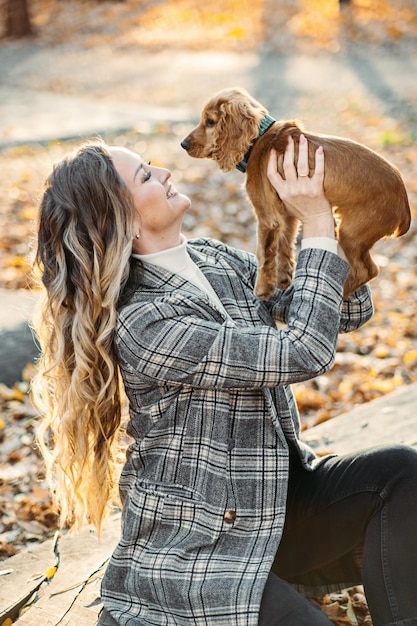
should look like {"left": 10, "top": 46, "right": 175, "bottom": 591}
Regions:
{"left": 32, "top": 134, "right": 417, "bottom": 626}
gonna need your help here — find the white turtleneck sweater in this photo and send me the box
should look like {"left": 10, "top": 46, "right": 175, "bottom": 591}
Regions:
{"left": 132, "top": 235, "right": 228, "bottom": 316}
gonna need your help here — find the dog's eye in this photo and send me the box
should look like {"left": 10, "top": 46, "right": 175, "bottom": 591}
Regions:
{"left": 206, "top": 118, "right": 215, "bottom": 127}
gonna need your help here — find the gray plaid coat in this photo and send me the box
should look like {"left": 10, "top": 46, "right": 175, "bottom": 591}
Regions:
{"left": 101, "top": 238, "right": 373, "bottom": 625}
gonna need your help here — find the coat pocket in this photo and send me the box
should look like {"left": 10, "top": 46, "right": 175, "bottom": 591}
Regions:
{"left": 120, "top": 478, "right": 203, "bottom": 545}
{"left": 120, "top": 480, "right": 228, "bottom": 610}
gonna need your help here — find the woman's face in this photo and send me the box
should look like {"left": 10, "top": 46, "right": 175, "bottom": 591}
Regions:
{"left": 109, "top": 147, "right": 191, "bottom": 254}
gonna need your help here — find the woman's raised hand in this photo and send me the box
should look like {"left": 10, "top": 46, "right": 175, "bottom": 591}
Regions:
{"left": 267, "top": 134, "right": 335, "bottom": 239}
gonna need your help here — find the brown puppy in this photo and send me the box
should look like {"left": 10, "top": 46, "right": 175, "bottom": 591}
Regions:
{"left": 181, "top": 87, "right": 410, "bottom": 299}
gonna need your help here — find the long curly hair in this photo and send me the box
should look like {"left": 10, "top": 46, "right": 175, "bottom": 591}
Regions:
{"left": 31, "top": 141, "right": 136, "bottom": 531}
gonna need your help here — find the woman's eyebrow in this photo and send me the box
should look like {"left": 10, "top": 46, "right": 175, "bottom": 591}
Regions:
{"left": 133, "top": 162, "right": 143, "bottom": 181}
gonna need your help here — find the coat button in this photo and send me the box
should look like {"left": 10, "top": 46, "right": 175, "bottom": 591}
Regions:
{"left": 224, "top": 510, "right": 237, "bottom": 524}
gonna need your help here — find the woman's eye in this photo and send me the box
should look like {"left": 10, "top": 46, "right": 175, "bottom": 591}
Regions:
{"left": 143, "top": 170, "right": 151, "bottom": 182}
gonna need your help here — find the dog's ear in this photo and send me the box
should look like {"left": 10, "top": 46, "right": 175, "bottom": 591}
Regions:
{"left": 213, "top": 98, "right": 261, "bottom": 171}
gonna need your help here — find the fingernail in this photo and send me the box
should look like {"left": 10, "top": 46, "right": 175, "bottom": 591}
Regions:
{"left": 300, "top": 134, "right": 306, "bottom": 143}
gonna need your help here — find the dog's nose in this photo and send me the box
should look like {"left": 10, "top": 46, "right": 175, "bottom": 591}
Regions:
{"left": 181, "top": 139, "right": 190, "bottom": 151}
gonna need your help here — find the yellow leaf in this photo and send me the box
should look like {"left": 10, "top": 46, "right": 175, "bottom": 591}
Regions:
{"left": 228, "top": 27, "right": 244, "bottom": 39}
{"left": 374, "top": 345, "right": 390, "bottom": 358}
{"left": 5, "top": 255, "right": 29, "bottom": 269}
{"left": 45, "top": 565, "right": 58, "bottom": 581}
{"left": 0, "top": 383, "right": 16, "bottom": 401}
{"left": 404, "top": 350, "right": 417, "bottom": 367}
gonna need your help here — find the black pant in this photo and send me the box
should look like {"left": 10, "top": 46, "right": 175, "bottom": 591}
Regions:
{"left": 259, "top": 444, "right": 417, "bottom": 626}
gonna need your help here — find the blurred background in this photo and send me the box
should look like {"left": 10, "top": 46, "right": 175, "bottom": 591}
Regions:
{"left": 0, "top": 0, "right": 417, "bottom": 570}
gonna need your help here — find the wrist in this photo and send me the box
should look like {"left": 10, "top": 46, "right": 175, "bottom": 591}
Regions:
{"left": 302, "top": 215, "right": 336, "bottom": 240}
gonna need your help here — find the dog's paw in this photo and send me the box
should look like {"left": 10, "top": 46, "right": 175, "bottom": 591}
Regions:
{"left": 254, "top": 287, "right": 275, "bottom": 301}
{"left": 277, "top": 275, "right": 292, "bottom": 290}
{"left": 254, "top": 278, "right": 276, "bottom": 301}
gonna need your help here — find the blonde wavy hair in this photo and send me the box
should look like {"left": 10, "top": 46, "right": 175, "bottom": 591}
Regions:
{"left": 31, "top": 141, "right": 136, "bottom": 532}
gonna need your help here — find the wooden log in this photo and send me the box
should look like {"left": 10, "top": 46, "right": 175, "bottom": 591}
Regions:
{"left": 303, "top": 382, "right": 417, "bottom": 455}
{"left": 0, "top": 514, "right": 120, "bottom": 625}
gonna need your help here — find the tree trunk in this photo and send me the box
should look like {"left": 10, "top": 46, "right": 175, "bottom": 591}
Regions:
{"left": 5, "top": 0, "right": 33, "bottom": 38}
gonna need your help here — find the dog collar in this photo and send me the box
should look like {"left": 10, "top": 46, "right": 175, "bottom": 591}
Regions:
{"left": 236, "top": 114, "right": 276, "bottom": 173}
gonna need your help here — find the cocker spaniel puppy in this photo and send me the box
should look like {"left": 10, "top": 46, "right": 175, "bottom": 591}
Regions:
{"left": 181, "top": 87, "right": 410, "bottom": 299}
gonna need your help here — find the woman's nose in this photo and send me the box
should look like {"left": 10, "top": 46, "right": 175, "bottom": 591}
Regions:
{"left": 157, "top": 167, "right": 171, "bottom": 183}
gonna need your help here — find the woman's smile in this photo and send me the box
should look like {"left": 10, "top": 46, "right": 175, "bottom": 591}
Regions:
{"left": 166, "top": 184, "right": 177, "bottom": 199}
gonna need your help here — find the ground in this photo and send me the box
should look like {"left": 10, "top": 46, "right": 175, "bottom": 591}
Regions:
{"left": 1, "top": 1, "right": 417, "bottom": 623}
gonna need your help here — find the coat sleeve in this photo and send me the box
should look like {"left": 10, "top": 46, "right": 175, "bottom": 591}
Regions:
{"left": 116, "top": 249, "right": 350, "bottom": 391}
{"left": 338, "top": 284, "right": 374, "bottom": 332}
{"left": 271, "top": 260, "right": 374, "bottom": 333}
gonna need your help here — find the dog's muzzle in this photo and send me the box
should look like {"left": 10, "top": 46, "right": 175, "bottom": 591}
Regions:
{"left": 181, "top": 139, "right": 190, "bottom": 152}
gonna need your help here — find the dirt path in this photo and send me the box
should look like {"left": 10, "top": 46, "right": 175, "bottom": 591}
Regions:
{"left": 1, "top": 44, "right": 417, "bottom": 147}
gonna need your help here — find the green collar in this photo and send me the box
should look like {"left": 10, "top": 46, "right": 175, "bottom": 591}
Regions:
{"left": 236, "top": 114, "right": 276, "bottom": 173}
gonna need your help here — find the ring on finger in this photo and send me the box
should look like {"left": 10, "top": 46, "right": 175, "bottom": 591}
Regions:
{"left": 298, "top": 173, "right": 309, "bottom": 177}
